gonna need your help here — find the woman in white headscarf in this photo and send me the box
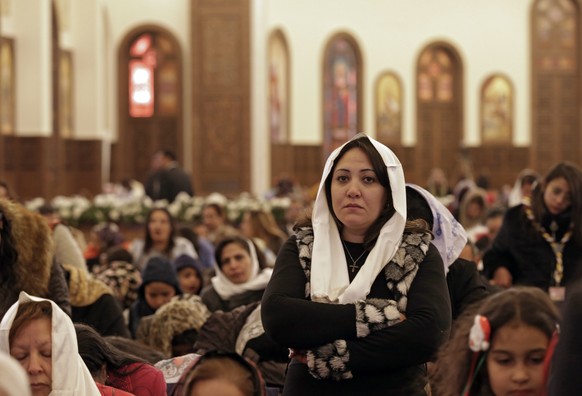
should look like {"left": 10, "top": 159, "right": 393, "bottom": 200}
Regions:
{"left": 201, "top": 235, "right": 273, "bottom": 313}
{"left": 0, "top": 292, "right": 100, "bottom": 396}
{"left": 261, "top": 133, "right": 451, "bottom": 395}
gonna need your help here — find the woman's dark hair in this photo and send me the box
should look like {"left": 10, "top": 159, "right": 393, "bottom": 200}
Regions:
{"left": 144, "top": 207, "right": 176, "bottom": 255}
{"left": 214, "top": 236, "right": 267, "bottom": 271}
{"left": 431, "top": 286, "right": 560, "bottom": 396}
{"left": 531, "top": 161, "right": 582, "bottom": 245}
{"left": 177, "top": 225, "right": 201, "bottom": 256}
{"left": 75, "top": 323, "right": 148, "bottom": 380}
{"left": 105, "top": 335, "right": 165, "bottom": 364}
{"left": 405, "top": 186, "right": 434, "bottom": 228}
{"left": 323, "top": 137, "right": 395, "bottom": 251}
{"left": 0, "top": 210, "right": 18, "bottom": 285}
{"left": 105, "top": 245, "right": 134, "bottom": 264}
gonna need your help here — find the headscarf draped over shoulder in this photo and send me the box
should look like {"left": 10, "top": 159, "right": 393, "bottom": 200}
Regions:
{"left": 311, "top": 133, "right": 406, "bottom": 303}
{"left": 0, "top": 292, "right": 101, "bottom": 396}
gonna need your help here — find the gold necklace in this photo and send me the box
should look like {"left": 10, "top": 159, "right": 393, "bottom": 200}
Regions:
{"left": 524, "top": 205, "right": 572, "bottom": 286}
{"left": 341, "top": 239, "right": 367, "bottom": 273}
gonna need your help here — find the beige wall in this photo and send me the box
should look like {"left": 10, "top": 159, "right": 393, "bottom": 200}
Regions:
{"left": 0, "top": 0, "right": 536, "bottom": 195}
{"left": 262, "top": 0, "right": 531, "bottom": 147}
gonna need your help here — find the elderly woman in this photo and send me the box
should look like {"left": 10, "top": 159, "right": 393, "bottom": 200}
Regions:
{"left": 0, "top": 292, "right": 100, "bottom": 395}
{"left": 261, "top": 134, "right": 451, "bottom": 394}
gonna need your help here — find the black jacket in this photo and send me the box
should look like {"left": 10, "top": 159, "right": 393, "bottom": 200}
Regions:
{"left": 261, "top": 237, "right": 451, "bottom": 395}
{"left": 483, "top": 204, "right": 582, "bottom": 290}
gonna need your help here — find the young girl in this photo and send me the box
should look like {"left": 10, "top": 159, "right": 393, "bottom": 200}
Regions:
{"left": 431, "top": 286, "right": 560, "bottom": 396}
{"left": 129, "top": 256, "right": 182, "bottom": 337}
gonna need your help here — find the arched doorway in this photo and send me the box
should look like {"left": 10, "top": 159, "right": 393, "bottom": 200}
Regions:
{"left": 114, "top": 26, "right": 183, "bottom": 187}
{"left": 415, "top": 42, "right": 464, "bottom": 186}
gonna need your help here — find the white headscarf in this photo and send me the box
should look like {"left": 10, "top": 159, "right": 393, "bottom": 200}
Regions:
{"left": 0, "top": 292, "right": 101, "bottom": 396}
{"left": 407, "top": 183, "right": 467, "bottom": 273}
{"left": 0, "top": 351, "right": 31, "bottom": 396}
{"left": 311, "top": 133, "right": 407, "bottom": 304}
{"left": 211, "top": 238, "right": 273, "bottom": 300}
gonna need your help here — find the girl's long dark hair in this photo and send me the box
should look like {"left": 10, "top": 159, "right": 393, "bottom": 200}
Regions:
{"left": 144, "top": 207, "right": 176, "bottom": 255}
{"left": 75, "top": 323, "right": 148, "bottom": 380}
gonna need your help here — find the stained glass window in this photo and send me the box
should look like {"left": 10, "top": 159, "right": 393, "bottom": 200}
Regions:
{"left": 375, "top": 72, "right": 402, "bottom": 145}
{"left": 418, "top": 48, "right": 453, "bottom": 102}
{"left": 268, "top": 31, "right": 289, "bottom": 144}
{"left": 481, "top": 75, "right": 513, "bottom": 144}
{"left": 323, "top": 34, "right": 360, "bottom": 158}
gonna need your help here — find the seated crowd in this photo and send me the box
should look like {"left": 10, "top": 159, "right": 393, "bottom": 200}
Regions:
{"left": 0, "top": 156, "right": 581, "bottom": 396}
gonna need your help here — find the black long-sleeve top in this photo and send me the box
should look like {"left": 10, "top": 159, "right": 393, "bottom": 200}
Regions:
{"left": 261, "top": 236, "right": 451, "bottom": 395}
{"left": 482, "top": 204, "right": 582, "bottom": 290}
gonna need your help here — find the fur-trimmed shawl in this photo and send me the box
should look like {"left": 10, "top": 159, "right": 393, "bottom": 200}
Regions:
{"left": 0, "top": 199, "right": 54, "bottom": 316}
{"left": 295, "top": 225, "right": 431, "bottom": 313}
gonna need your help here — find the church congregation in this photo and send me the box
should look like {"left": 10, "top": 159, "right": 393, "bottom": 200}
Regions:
{"left": 1, "top": 0, "right": 582, "bottom": 395}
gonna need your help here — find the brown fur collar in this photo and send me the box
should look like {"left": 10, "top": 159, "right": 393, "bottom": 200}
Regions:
{"left": 0, "top": 198, "right": 53, "bottom": 296}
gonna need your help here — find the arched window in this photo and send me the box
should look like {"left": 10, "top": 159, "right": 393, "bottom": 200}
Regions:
{"left": 128, "top": 33, "right": 179, "bottom": 118}
{"left": 416, "top": 42, "right": 463, "bottom": 184}
{"left": 322, "top": 33, "right": 361, "bottom": 159}
{"left": 115, "top": 27, "right": 183, "bottom": 184}
{"left": 481, "top": 74, "right": 513, "bottom": 145}
{"left": 531, "top": 0, "right": 579, "bottom": 171}
{"left": 267, "top": 30, "right": 290, "bottom": 145}
{"left": 375, "top": 71, "right": 402, "bottom": 145}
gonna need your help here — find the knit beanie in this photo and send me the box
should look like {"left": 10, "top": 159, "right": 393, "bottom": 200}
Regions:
{"left": 173, "top": 254, "right": 204, "bottom": 277}
{"left": 139, "top": 256, "right": 182, "bottom": 297}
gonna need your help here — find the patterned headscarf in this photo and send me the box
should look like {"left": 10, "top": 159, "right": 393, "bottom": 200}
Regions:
{"left": 407, "top": 183, "right": 467, "bottom": 273}
{"left": 144, "top": 295, "right": 211, "bottom": 357}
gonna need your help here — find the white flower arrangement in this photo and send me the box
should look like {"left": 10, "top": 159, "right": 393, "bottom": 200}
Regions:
{"left": 24, "top": 192, "right": 293, "bottom": 226}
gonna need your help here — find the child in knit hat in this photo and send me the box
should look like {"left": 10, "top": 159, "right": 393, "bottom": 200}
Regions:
{"left": 128, "top": 256, "right": 182, "bottom": 338}
{"left": 173, "top": 254, "right": 205, "bottom": 295}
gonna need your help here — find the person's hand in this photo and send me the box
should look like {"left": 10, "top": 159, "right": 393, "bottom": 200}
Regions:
{"left": 490, "top": 267, "right": 512, "bottom": 288}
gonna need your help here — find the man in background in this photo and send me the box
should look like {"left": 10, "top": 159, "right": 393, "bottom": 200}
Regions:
{"left": 145, "top": 149, "right": 194, "bottom": 202}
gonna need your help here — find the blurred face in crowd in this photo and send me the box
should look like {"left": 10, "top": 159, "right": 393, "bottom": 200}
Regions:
{"left": 203, "top": 206, "right": 224, "bottom": 232}
{"left": 486, "top": 215, "right": 504, "bottom": 240}
{"left": 239, "top": 212, "right": 254, "bottom": 239}
{"left": 219, "top": 242, "right": 253, "bottom": 284}
{"left": 466, "top": 199, "right": 485, "bottom": 221}
{"left": 330, "top": 147, "right": 387, "bottom": 242}
{"left": 148, "top": 210, "right": 172, "bottom": 245}
{"left": 178, "top": 268, "right": 202, "bottom": 295}
{"left": 144, "top": 282, "right": 176, "bottom": 310}
{"left": 10, "top": 318, "right": 52, "bottom": 396}
{"left": 151, "top": 152, "right": 166, "bottom": 171}
{"left": 543, "top": 177, "right": 571, "bottom": 216}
